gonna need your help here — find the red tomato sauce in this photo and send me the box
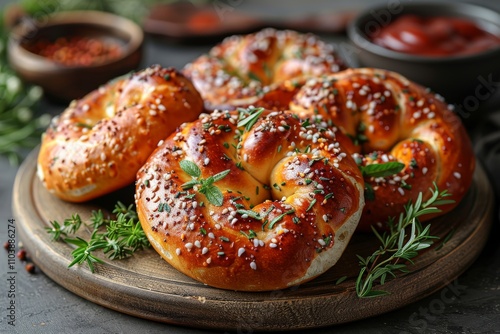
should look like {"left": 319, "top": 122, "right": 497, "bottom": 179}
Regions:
{"left": 371, "top": 14, "right": 500, "bottom": 56}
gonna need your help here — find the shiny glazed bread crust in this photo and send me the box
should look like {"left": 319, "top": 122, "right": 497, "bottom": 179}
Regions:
{"left": 287, "top": 68, "right": 475, "bottom": 231}
{"left": 182, "top": 28, "right": 345, "bottom": 110}
{"left": 37, "top": 65, "right": 204, "bottom": 202}
{"left": 135, "top": 110, "right": 364, "bottom": 291}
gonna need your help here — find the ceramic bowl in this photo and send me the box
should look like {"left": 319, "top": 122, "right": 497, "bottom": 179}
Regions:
{"left": 347, "top": 2, "right": 500, "bottom": 114}
{"left": 8, "top": 10, "right": 143, "bottom": 102}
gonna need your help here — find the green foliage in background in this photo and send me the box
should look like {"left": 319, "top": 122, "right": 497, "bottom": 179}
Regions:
{"left": 20, "top": 0, "right": 175, "bottom": 23}
{"left": 0, "top": 13, "right": 48, "bottom": 166}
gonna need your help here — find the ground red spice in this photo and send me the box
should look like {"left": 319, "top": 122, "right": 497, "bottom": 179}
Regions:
{"left": 26, "top": 36, "right": 123, "bottom": 66}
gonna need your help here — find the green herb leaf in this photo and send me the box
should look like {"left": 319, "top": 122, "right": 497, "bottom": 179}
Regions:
{"left": 361, "top": 161, "right": 405, "bottom": 178}
{"left": 182, "top": 179, "right": 200, "bottom": 190}
{"left": 335, "top": 276, "right": 348, "bottom": 285}
{"left": 180, "top": 160, "right": 201, "bottom": 178}
{"left": 213, "top": 169, "right": 231, "bottom": 182}
{"left": 200, "top": 185, "right": 224, "bottom": 206}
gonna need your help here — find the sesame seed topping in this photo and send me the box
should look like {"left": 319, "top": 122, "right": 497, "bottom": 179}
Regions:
{"left": 253, "top": 239, "right": 259, "bottom": 247}
{"left": 238, "top": 248, "right": 245, "bottom": 257}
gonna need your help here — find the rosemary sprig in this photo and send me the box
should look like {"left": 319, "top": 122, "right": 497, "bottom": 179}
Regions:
{"left": 355, "top": 184, "right": 454, "bottom": 298}
{"left": 237, "top": 107, "right": 265, "bottom": 132}
{"left": 46, "top": 202, "right": 149, "bottom": 273}
{"left": 65, "top": 233, "right": 107, "bottom": 273}
{"left": 180, "top": 159, "right": 230, "bottom": 206}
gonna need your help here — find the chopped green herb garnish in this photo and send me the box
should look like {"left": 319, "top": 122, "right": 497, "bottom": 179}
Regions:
{"left": 365, "top": 184, "right": 375, "bottom": 201}
{"left": 236, "top": 209, "right": 262, "bottom": 220}
{"left": 157, "top": 202, "right": 171, "bottom": 213}
{"left": 75, "top": 122, "right": 93, "bottom": 129}
{"left": 240, "top": 229, "right": 258, "bottom": 239}
{"left": 237, "top": 107, "right": 265, "bottom": 132}
{"left": 268, "top": 209, "right": 295, "bottom": 229}
{"left": 306, "top": 198, "right": 316, "bottom": 211}
{"left": 336, "top": 276, "right": 348, "bottom": 285}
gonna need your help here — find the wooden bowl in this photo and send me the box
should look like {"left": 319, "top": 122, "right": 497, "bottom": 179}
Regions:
{"left": 8, "top": 10, "right": 143, "bottom": 102}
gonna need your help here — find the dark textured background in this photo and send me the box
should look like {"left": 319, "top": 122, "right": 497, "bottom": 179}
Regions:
{"left": 1, "top": 0, "right": 499, "bottom": 333}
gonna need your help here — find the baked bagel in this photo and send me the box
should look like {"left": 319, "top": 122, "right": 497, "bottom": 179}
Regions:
{"left": 287, "top": 68, "right": 475, "bottom": 231}
{"left": 37, "top": 65, "right": 204, "bottom": 202}
{"left": 135, "top": 108, "right": 364, "bottom": 291}
{"left": 182, "top": 28, "right": 345, "bottom": 110}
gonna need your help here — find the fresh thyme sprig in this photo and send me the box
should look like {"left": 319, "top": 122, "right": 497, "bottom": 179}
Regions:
{"left": 45, "top": 214, "right": 82, "bottom": 241}
{"left": 355, "top": 184, "right": 454, "bottom": 298}
{"left": 180, "top": 159, "right": 230, "bottom": 206}
{"left": 46, "top": 202, "right": 149, "bottom": 273}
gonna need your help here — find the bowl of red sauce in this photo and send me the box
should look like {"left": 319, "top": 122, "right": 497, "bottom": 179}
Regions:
{"left": 347, "top": 2, "right": 500, "bottom": 114}
{"left": 8, "top": 10, "right": 143, "bottom": 101}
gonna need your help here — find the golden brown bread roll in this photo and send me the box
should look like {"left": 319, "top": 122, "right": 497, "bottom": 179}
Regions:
{"left": 135, "top": 109, "right": 364, "bottom": 291}
{"left": 287, "top": 68, "right": 475, "bottom": 231}
{"left": 182, "top": 28, "right": 346, "bottom": 110}
{"left": 37, "top": 65, "right": 204, "bottom": 202}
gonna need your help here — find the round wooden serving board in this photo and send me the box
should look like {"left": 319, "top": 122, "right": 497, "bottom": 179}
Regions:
{"left": 13, "top": 148, "right": 494, "bottom": 331}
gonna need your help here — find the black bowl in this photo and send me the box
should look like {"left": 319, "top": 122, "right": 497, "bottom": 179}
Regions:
{"left": 347, "top": 2, "right": 500, "bottom": 122}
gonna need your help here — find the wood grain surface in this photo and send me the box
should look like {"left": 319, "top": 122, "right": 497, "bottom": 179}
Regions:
{"left": 13, "top": 148, "right": 494, "bottom": 331}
